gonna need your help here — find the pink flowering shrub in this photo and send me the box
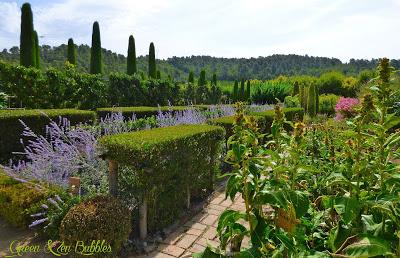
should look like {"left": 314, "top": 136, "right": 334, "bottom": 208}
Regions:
{"left": 335, "top": 97, "right": 359, "bottom": 120}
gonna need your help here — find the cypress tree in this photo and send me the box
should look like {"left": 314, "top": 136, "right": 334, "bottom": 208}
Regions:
{"left": 148, "top": 42, "right": 156, "bottom": 78}
{"left": 233, "top": 80, "right": 238, "bottom": 102}
{"left": 156, "top": 70, "right": 161, "bottom": 79}
{"left": 188, "top": 71, "right": 194, "bottom": 83}
{"left": 20, "top": 3, "right": 35, "bottom": 67}
{"left": 198, "top": 70, "right": 206, "bottom": 86}
{"left": 293, "top": 81, "right": 299, "bottom": 96}
{"left": 67, "top": 38, "right": 76, "bottom": 65}
{"left": 239, "top": 78, "right": 245, "bottom": 101}
{"left": 90, "top": 21, "right": 102, "bottom": 74}
{"left": 316, "top": 85, "right": 320, "bottom": 113}
{"left": 307, "top": 84, "right": 317, "bottom": 117}
{"left": 33, "top": 30, "right": 40, "bottom": 68}
{"left": 127, "top": 35, "right": 137, "bottom": 75}
{"left": 212, "top": 73, "right": 217, "bottom": 86}
{"left": 246, "top": 80, "right": 251, "bottom": 101}
{"left": 299, "top": 84, "right": 304, "bottom": 108}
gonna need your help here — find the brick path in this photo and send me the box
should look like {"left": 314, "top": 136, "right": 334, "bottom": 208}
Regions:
{"left": 138, "top": 191, "right": 248, "bottom": 258}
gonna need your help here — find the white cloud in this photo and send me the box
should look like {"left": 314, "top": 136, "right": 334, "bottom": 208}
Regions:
{"left": 0, "top": 0, "right": 399, "bottom": 61}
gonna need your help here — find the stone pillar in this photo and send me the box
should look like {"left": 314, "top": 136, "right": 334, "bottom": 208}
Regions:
{"left": 108, "top": 159, "right": 118, "bottom": 197}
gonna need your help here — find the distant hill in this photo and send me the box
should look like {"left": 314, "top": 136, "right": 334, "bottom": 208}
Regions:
{"left": 1, "top": 44, "right": 399, "bottom": 81}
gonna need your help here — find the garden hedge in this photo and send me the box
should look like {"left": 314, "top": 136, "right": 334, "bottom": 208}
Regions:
{"left": 99, "top": 124, "right": 225, "bottom": 232}
{"left": 0, "top": 167, "right": 51, "bottom": 227}
{"left": 96, "top": 106, "right": 193, "bottom": 120}
{"left": 0, "top": 109, "right": 96, "bottom": 162}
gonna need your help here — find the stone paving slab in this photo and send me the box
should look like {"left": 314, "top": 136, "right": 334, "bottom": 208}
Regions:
{"left": 137, "top": 191, "right": 246, "bottom": 257}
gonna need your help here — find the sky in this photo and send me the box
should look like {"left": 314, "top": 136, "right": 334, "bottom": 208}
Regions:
{"left": 0, "top": 0, "right": 399, "bottom": 62}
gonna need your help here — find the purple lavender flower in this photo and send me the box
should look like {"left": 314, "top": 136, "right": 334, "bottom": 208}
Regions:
{"left": 29, "top": 218, "right": 48, "bottom": 228}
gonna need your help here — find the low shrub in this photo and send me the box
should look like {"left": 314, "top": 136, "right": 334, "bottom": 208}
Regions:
{"left": 0, "top": 109, "right": 96, "bottom": 161}
{"left": 60, "top": 195, "right": 131, "bottom": 257}
{"left": 0, "top": 168, "right": 51, "bottom": 227}
{"left": 319, "top": 94, "right": 339, "bottom": 115}
{"left": 96, "top": 106, "right": 191, "bottom": 120}
{"left": 99, "top": 125, "right": 225, "bottom": 232}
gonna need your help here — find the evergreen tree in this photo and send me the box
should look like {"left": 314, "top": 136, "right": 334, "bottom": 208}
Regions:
{"left": 299, "top": 84, "right": 304, "bottom": 108}
{"left": 156, "top": 70, "right": 161, "bottom": 79}
{"left": 246, "top": 80, "right": 251, "bottom": 101}
{"left": 33, "top": 30, "right": 40, "bottom": 68}
{"left": 90, "top": 21, "right": 102, "bottom": 74}
{"left": 316, "top": 85, "right": 320, "bottom": 113}
{"left": 198, "top": 70, "right": 206, "bottom": 86}
{"left": 307, "top": 84, "right": 317, "bottom": 117}
{"left": 148, "top": 42, "right": 156, "bottom": 78}
{"left": 188, "top": 71, "right": 194, "bottom": 83}
{"left": 20, "top": 3, "right": 35, "bottom": 67}
{"left": 293, "top": 81, "right": 299, "bottom": 96}
{"left": 212, "top": 73, "right": 217, "bottom": 86}
{"left": 67, "top": 38, "right": 76, "bottom": 65}
{"left": 186, "top": 83, "right": 194, "bottom": 102}
{"left": 127, "top": 35, "right": 137, "bottom": 75}
{"left": 239, "top": 78, "right": 245, "bottom": 101}
{"left": 233, "top": 80, "right": 239, "bottom": 102}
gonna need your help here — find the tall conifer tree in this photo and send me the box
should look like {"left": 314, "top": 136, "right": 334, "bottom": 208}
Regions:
{"left": 127, "top": 35, "right": 137, "bottom": 75}
{"left": 188, "top": 71, "right": 194, "bottom": 83}
{"left": 233, "top": 80, "right": 239, "bottom": 102}
{"left": 148, "top": 42, "right": 156, "bottom": 78}
{"left": 20, "top": 3, "right": 35, "bottom": 67}
{"left": 67, "top": 38, "right": 76, "bottom": 65}
{"left": 246, "top": 80, "right": 251, "bottom": 101}
{"left": 90, "top": 21, "right": 102, "bottom": 74}
{"left": 239, "top": 78, "right": 245, "bottom": 101}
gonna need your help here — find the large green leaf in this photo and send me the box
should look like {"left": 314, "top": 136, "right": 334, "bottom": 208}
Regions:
{"left": 333, "top": 196, "right": 361, "bottom": 224}
{"left": 338, "top": 234, "right": 393, "bottom": 257}
{"left": 193, "top": 246, "right": 225, "bottom": 258}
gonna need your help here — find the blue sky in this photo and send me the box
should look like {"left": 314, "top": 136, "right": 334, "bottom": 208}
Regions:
{"left": 0, "top": 0, "right": 399, "bottom": 61}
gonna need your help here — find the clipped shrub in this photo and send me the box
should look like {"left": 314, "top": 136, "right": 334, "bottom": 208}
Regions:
{"left": 99, "top": 125, "right": 225, "bottom": 232}
{"left": 0, "top": 109, "right": 96, "bottom": 161}
{"left": 60, "top": 195, "right": 131, "bottom": 257}
{"left": 96, "top": 106, "right": 192, "bottom": 120}
{"left": 0, "top": 168, "right": 52, "bottom": 227}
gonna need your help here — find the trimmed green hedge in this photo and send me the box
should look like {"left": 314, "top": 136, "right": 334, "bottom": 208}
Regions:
{"left": 96, "top": 106, "right": 192, "bottom": 120}
{"left": 0, "top": 168, "right": 51, "bottom": 227}
{"left": 208, "top": 107, "right": 304, "bottom": 138}
{"left": 99, "top": 124, "right": 225, "bottom": 232}
{"left": 0, "top": 109, "right": 96, "bottom": 162}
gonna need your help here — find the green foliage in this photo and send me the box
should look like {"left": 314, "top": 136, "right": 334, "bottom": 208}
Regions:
{"left": 284, "top": 95, "right": 300, "bottom": 108}
{"left": 251, "top": 81, "right": 292, "bottom": 104}
{"left": 99, "top": 125, "right": 225, "bottom": 232}
{"left": 33, "top": 30, "right": 40, "bottom": 69}
{"left": 148, "top": 42, "right": 156, "bottom": 78}
{"left": 97, "top": 105, "right": 190, "bottom": 119}
{"left": 198, "top": 69, "right": 206, "bottom": 86}
{"left": 127, "top": 35, "right": 137, "bottom": 75}
{"left": 0, "top": 92, "right": 8, "bottom": 109}
{"left": 0, "top": 168, "right": 53, "bottom": 227}
{"left": 307, "top": 84, "right": 317, "bottom": 117}
{"left": 245, "top": 80, "right": 251, "bottom": 101}
{"left": 67, "top": 38, "right": 76, "bottom": 65}
{"left": 60, "top": 195, "right": 131, "bottom": 256}
{"left": 293, "top": 81, "right": 299, "bottom": 96}
{"left": 208, "top": 115, "right": 267, "bottom": 138}
{"left": 239, "top": 79, "right": 245, "bottom": 101}
{"left": 90, "top": 21, "right": 102, "bottom": 74}
{"left": 318, "top": 71, "right": 358, "bottom": 97}
{"left": 233, "top": 80, "right": 238, "bottom": 101}
{"left": 0, "top": 109, "right": 96, "bottom": 161}
{"left": 319, "top": 94, "right": 339, "bottom": 115}
{"left": 20, "top": 3, "right": 35, "bottom": 68}
{"left": 188, "top": 70, "right": 194, "bottom": 83}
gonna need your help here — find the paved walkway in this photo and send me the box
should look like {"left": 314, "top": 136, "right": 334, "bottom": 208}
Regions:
{"left": 140, "top": 190, "right": 248, "bottom": 258}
